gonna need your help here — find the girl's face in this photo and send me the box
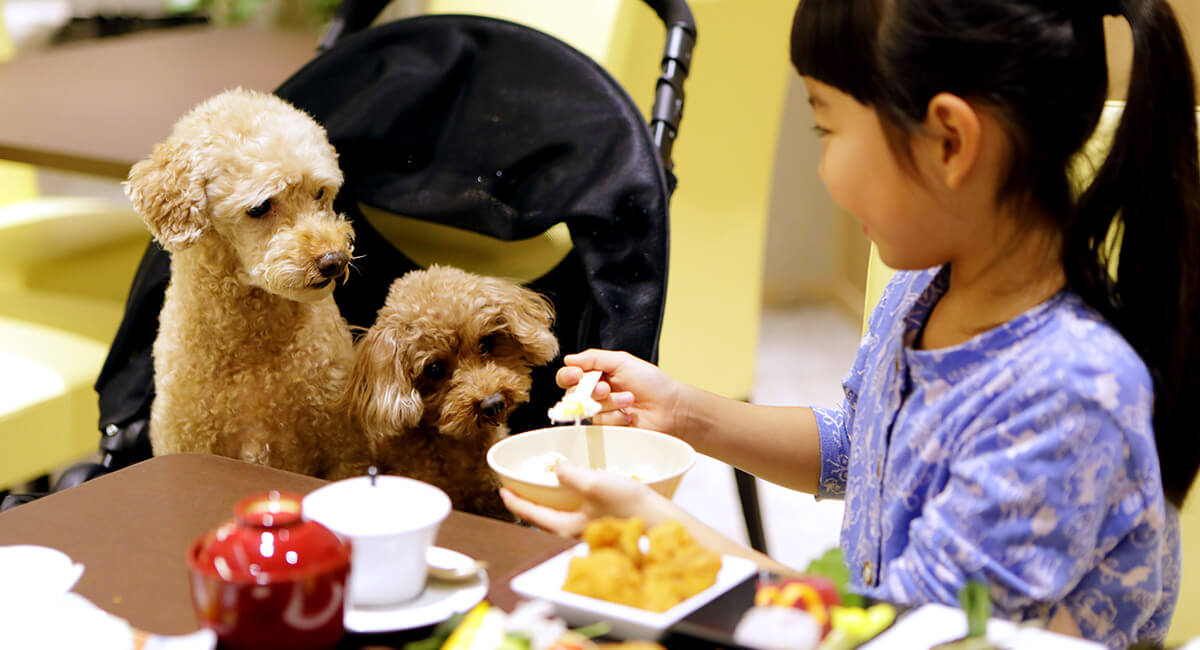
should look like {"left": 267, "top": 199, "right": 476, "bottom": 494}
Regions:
{"left": 803, "top": 77, "right": 959, "bottom": 271}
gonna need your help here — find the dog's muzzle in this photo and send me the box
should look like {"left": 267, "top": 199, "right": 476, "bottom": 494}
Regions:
{"left": 316, "top": 251, "right": 348, "bottom": 278}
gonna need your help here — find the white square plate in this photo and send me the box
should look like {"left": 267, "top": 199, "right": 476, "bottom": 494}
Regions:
{"left": 509, "top": 543, "right": 758, "bottom": 640}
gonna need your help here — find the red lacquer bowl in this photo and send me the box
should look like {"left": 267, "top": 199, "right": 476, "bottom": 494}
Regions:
{"left": 187, "top": 491, "right": 351, "bottom": 650}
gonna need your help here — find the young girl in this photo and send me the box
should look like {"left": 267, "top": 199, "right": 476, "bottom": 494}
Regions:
{"left": 501, "top": 0, "right": 1200, "bottom": 646}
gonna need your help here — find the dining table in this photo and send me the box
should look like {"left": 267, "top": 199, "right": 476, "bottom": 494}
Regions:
{"left": 0, "top": 453, "right": 579, "bottom": 648}
{"left": 0, "top": 25, "right": 320, "bottom": 179}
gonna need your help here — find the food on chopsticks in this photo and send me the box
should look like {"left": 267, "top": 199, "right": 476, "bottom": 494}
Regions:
{"left": 561, "top": 517, "right": 722, "bottom": 613}
{"left": 548, "top": 371, "right": 604, "bottom": 423}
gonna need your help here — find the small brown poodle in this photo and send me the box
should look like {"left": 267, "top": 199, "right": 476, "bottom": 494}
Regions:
{"left": 344, "top": 265, "right": 559, "bottom": 518}
{"left": 125, "top": 88, "right": 369, "bottom": 479}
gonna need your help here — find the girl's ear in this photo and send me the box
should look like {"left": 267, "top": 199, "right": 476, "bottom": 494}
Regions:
{"left": 921, "top": 93, "right": 982, "bottom": 190}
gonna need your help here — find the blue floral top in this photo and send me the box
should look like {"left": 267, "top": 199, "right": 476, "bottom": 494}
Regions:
{"left": 812, "top": 267, "right": 1179, "bottom": 648}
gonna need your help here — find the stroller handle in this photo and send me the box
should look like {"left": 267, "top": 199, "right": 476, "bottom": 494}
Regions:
{"left": 641, "top": 0, "right": 695, "bottom": 34}
{"left": 644, "top": 0, "right": 697, "bottom": 175}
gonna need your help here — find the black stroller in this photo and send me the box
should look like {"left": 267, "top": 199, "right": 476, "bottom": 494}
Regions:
{"left": 10, "top": 0, "right": 767, "bottom": 554}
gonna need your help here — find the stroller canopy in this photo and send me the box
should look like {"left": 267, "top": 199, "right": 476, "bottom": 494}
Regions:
{"left": 275, "top": 14, "right": 673, "bottom": 430}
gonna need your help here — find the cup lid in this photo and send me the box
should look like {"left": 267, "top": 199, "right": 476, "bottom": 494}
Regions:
{"left": 302, "top": 475, "right": 452, "bottom": 538}
{"left": 188, "top": 491, "right": 351, "bottom": 585}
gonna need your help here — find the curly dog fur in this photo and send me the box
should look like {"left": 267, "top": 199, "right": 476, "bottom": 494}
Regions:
{"left": 345, "top": 265, "right": 559, "bottom": 518}
{"left": 126, "top": 88, "right": 368, "bottom": 479}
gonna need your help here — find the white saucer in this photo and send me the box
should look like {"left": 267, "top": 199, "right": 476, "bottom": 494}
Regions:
{"left": 0, "top": 545, "right": 84, "bottom": 606}
{"left": 344, "top": 547, "right": 488, "bottom": 634}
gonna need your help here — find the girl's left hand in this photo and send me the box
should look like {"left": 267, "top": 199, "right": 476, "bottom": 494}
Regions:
{"left": 498, "top": 463, "right": 669, "bottom": 537}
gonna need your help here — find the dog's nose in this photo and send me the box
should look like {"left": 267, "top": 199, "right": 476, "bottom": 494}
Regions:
{"left": 316, "top": 251, "right": 348, "bottom": 278}
{"left": 478, "top": 393, "right": 507, "bottom": 421}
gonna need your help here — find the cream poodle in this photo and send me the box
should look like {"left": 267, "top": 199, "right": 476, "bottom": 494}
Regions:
{"left": 125, "top": 88, "right": 368, "bottom": 479}
{"left": 344, "top": 265, "right": 559, "bottom": 518}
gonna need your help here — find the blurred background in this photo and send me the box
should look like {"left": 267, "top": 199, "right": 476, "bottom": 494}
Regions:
{"left": 2, "top": 0, "right": 1198, "bottom": 644}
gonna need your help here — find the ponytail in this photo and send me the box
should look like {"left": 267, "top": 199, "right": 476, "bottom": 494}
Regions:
{"left": 1066, "top": 0, "right": 1200, "bottom": 506}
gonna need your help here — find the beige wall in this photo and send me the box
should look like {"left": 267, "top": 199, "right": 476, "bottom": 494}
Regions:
{"left": 766, "top": 1, "right": 1200, "bottom": 324}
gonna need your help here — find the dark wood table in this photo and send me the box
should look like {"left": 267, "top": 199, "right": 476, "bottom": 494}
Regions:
{"left": 0, "top": 453, "right": 575, "bottom": 647}
{"left": 0, "top": 26, "right": 319, "bottom": 178}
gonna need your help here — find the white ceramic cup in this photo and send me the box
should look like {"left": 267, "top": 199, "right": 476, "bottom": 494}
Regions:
{"left": 302, "top": 475, "right": 451, "bottom": 607}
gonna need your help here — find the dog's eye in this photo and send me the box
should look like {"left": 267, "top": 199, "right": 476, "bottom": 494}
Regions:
{"left": 315, "top": 188, "right": 324, "bottom": 201}
{"left": 479, "top": 334, "right": 495, "bottom": 355}
{"left": 246, "top": 199, "right": 271, "bottom": 218}
{"left": 423, "top": 361, "right": 447, "bottom": 381}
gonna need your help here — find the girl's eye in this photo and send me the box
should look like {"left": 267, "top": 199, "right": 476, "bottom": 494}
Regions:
{"left": 315, "top": 188, "right": 324, "bottom": 200}
{"left": 246, "top": 199, "right": 271, "bottom": 218}
{"left": 480, "top": 334, "right": 495, "bottom": 355}
{"left": 423, "top": 361, "right": 447, "bottom": 380}
{"left": 812, "top": 126, "right": 831, "bottom": 137}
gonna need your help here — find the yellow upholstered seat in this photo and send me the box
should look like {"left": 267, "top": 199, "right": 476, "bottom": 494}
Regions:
{"left": 1, "top": 0, "right": 149, "bottom": 489}
{"left": 862, "top": 102, "right": 1198, "bottom": 645}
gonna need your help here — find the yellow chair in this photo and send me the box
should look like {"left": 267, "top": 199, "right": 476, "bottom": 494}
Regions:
{"left": 0, "top": 5, "right": 150, "bottom": 490}
{"left": 862, "top": 102, "right": 1199, "bottom": 645}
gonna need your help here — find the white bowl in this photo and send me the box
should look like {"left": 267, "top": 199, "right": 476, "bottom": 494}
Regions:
{"left": 487, "top": 425, "right": 695, "bottom": 510}
{"left": 302, "top": 475, "right": 451, "bottom": 607}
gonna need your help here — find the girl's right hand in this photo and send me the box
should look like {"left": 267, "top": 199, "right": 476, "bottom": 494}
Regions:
{"left": 556, "top": 349, "right": 684, "bottom": 435}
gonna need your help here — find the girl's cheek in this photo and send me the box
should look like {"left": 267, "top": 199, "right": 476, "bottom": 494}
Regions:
{"left": 818, "top": 149, "right": 855, "bottom": 215}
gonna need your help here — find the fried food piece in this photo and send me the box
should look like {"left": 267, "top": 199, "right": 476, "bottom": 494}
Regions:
{"left": 644, "top": 520, "right": 693, "bottom": 564}
{"left": 565, "top": 518, "right": 721, "bottom": 612}
{"left": 563, "top": 548, "right": 642, "bottom": 608}
{"left": 641, "top": 543, "right": 722, "bottom": 612}
{"left": 583, "top": 516, "right": 645, "bottom": 566}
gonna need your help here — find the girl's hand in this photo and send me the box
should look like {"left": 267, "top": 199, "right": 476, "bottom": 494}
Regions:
{"left": 556, "top": 349, "right": 685, "bottom": 435}
{"left": 498, "top": 462, "right": 673, "bottom": 537}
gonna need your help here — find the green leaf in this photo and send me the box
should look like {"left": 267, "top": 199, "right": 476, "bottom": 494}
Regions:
{"left": 163, "top": 0, "right": 203, "bottom": 14}
{"left": 572, "top": 622, "right": 612, "bottom": 639}
{"left": 959, "top": 581, "right": 992, "bottom": 639}
{"left": 403, "top": 612, "right": 466, "bottom": 650}
{"left": 804, "top": 548, "right": 865, "bottom": 608}
{"left": 497, "top": 633, "right": 532, "bottom": 650}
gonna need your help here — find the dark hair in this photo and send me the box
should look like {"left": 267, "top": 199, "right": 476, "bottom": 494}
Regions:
{"left": 792, "top": 0, "right": 1200, "bottom": 507}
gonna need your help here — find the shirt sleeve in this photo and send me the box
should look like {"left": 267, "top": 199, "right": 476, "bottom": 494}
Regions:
{"left": 812, "top": 403, "right": 851, "bottom": 499}
{"left": 871, "top": 375, "right": 1163, "bottom": 645}
{"left": 813, "top": 270, "right": 918, "bottom": 500}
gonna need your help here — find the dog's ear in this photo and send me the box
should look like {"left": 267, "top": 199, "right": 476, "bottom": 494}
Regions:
{"left": 494, "top": 281, "right": 560, "bottom": 366}
{"left": 343, "top": 325, "right": 423, "bottom": 442}
{"left": 124, "top": 137, "right": 210, "bottom": 252}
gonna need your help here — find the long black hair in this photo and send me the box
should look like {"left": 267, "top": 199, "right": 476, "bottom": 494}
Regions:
{"left": 792, "top": 0, "right": 1200, "bottom": 507}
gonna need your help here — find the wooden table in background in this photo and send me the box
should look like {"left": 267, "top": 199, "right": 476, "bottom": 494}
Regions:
{"left": 0, "top": 27, "right": 319, "bottom": 178}
{"left": 0, "top": 454, "right": 575, "bottom": 647}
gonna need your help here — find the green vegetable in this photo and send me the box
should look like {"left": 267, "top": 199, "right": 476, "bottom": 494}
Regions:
{"left": 804, "top": 548, "right": 865, "bottom": 608}
{"left": 402, "top": 612, "right": 464, "bottom": 650}
{"left": 930, "top": 582, "right": 1000, "bottom": 650}
{"left": 497, "top": 633, "right": 532, "bottom": 650}
{"left": 571, "top": 622, "right": 611, "bottom": 639}
{"left": 960, "top": 581, "right": 992, "bottom": 639}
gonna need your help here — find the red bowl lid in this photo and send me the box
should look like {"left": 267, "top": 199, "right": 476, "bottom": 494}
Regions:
{"left": 188, "top": 491, "right": 351, "bottom": 585}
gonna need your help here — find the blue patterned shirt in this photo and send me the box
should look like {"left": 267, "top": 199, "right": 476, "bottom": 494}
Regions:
{"left": 812, "top": 267, "right": 1180, "bottom": 648}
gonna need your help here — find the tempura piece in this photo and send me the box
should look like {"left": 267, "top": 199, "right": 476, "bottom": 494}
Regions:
{"left": 584, "top": 516, "right": 645, "bottom": 566}
{"left": 563, "top": 548, "right": 642, "bottom": 608}
{"left": 563, "top": 517, "right": 722, "bottom": 612}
